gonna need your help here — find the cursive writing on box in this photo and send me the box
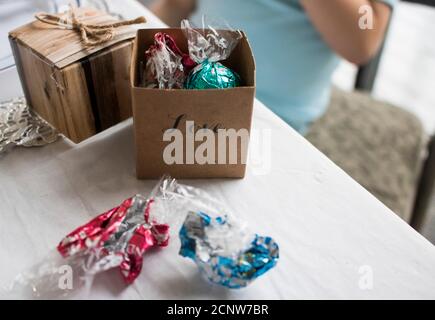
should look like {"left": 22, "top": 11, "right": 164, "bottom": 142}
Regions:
{"left": 166, "top": 114, "right": 225, "bottom": 134}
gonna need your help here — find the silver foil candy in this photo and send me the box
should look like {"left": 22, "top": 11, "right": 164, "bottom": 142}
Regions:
{"left": 0, "top": 97, "right": 58, "bottom": 154}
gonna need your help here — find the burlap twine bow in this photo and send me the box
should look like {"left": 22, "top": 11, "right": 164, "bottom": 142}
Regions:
{"left": 35, "top": 8, "right": 146, "bottom": 46}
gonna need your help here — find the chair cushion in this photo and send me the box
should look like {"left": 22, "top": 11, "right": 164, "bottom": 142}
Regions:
{"left": 306, "top": 88, "right": 427, "bottom": 222}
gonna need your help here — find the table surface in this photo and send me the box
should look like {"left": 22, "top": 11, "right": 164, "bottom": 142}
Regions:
{"left": 0, "top": 0, "right": 435, "bottom": 300}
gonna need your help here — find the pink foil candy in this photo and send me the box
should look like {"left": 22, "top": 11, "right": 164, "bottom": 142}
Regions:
{"left": 6, "top": 177, "right": 179, "bottom": 299}
{"left": 57, "top": 197, "right": 169, "bottom": 284}
{"left": 156, "top": 32, "right": 196, "bottom": 73}
{"left": 143, "top": 32, "right": 196, "bottom": 89}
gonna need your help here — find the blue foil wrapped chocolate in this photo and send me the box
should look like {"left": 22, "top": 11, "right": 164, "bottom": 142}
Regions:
{"left": 179, "top": 211, "right": 279, "bottom": 289}
{"left": 181, "top": 19, "right": 243, "bottom": 90}
{"left": 185, "top": 60, "right": 241, "bottom": 90}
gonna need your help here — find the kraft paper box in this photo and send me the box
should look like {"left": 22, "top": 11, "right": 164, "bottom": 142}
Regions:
{"left": 131, "top": 28, "right": 256, "bottom": 179}
{"left": 9, "top": 8, "right": 138, "bottom": 143}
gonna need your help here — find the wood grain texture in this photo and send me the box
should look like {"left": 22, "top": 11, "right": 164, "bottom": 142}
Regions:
{"left": 9, "top": 36, "right": 134, "bottom": 143}
{"left": 86, "top": 41, "right": 133, "bottom": 131}
{"left": 9, "top": 8, "right": 139, "bottom": 69}
{"left": 111, "top": 41, "right": 134, "bottom": 121}
{"left": 12, "top": 39, "right": 96, "bottom": 142}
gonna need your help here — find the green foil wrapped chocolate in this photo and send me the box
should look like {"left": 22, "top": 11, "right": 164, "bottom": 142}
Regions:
{"left": 181, "top": 19, "right": 243, "bottom": 90}
{"left": 185, "top": 60, "right": 241, "bottom": 89}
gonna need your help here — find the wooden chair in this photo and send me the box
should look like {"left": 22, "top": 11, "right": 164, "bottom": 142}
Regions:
{"left": 356, "top": 0, "right": 434, "bottom": 230}
{"left": 307, "top": 0, "right": 434, "bottom": 230}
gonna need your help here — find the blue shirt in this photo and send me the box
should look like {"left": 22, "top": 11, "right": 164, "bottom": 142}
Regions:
{"left": 192, "top": 0, "right": 395, "bottom": 133}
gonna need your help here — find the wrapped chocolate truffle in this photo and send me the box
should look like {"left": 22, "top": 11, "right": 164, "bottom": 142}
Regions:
{"left": 179, "top": 212, "right": 279, "bottom": 289}
{"left": 182, "top": 19, "right": 242, "bottom": 89}
{"left": 4, "top": 177, "right": 278, "bottom": 298}
{"left": 57, "top": 196, "right": 170, "bottom": 284}
{"left": 5, "top": 177, "right": 179, "bottom": 299}
{"left": 143, "top": 32, "right": 196, "bottom": 89}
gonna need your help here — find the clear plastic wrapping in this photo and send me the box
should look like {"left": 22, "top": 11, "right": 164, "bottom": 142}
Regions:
{"left": 2, "top": 176, "right": 278, "bottom": 298}
{"left": 142, "top": 17, "right": 243, "bottom": 89}
{"left": 182, "top": 18, "right": 242, "bottom": 89}
{"left": 181, "top": 18, "right": 242, "bottom": 64}
{"left": 3, "top": 177, "right": 177, "bottom": 299}
{"left": 143, "top": 32, "right": 195, "bottom": 89}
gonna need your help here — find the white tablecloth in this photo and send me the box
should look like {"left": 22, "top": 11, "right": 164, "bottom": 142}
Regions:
{"left": 0, "top": 0, "right": 434, "bottom": 300}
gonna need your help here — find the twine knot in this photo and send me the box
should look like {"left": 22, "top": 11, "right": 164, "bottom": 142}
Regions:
{"left": 35, "top": 7, "right": 146, "bottom": 46}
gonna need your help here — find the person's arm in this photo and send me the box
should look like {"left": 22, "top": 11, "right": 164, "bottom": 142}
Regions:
{"left": 149, "top": 0, "right": 197, "bottom": 27}
{"left": 300, "top": 0, "right": 392, "bottom": 65}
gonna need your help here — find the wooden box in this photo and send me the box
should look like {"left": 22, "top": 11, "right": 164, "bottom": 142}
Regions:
{"left": 9, "top": 9, "right": 140, "bottom": 143}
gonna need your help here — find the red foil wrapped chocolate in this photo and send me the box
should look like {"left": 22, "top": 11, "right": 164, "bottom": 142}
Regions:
{"left": 57, "top": 197, "right": 169, "bottom": 284}
{"left": 155, "top": 32, "right": 196, "bottom": 73}
{"left": 143, "top": 32, "right": 196, "bottom": 89}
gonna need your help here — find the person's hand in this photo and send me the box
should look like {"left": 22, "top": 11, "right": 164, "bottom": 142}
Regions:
{"left": 150, "top": 0, "right": 197, "bottom": 27}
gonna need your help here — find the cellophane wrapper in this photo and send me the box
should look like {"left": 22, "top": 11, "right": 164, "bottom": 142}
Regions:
{"left": 2, "top": 176, "right": 278, "bottom": 298}
{"left": 143, "top": 33, "right": 195, "bottom": 89}
{"left": 147, "top": 178, "right": 279, "bottom": 289}
{"left": 2, "top": 177, "right": 176, "bottom": 299}
{"left": 181, "top": 18, "right": 243, "bottom": 89}
{"left": 181, "top": 18, "right": 242, "bottom": 64}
